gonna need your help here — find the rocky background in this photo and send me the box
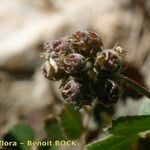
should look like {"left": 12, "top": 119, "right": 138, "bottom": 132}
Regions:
{"left": 0, "top": 0, "right": 149, "bottom": 148}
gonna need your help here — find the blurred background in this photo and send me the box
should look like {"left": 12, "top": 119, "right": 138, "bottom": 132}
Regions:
{"left": 0, "top": 0, "right": 150, "bottom": 149}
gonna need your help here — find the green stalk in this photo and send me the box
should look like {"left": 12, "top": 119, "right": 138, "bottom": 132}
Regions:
{"left": 118, "top": 74, "right": 150, "bottom": 99}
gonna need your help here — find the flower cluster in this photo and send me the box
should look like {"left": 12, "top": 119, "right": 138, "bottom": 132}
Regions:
{"left": 41, "top": 31, "right": 126, "bottom": 109}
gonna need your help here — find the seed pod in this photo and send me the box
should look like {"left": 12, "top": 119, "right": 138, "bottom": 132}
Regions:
{"left": 96, "top": 78, "right": 121, "bottom": 106}
{"left": 44, "top": 38, "right": 71, "bottom": 58}
{"left": 61, "top": 79, "right": 81, "bottom": 102}
{"left": 61, "top": 78, "right": 95, "bottom": 109}
{"left": 42, "top": 57, "right": 65, "bottom": 81}
{"left": 104, "top": 79, "right": 121, "bottom": 104}
{"left": 96, "top": 49, "right": 122, "bottom": 73}
{"left": 67, "top": 31, "right": 103, "bottom": 57}
{"left": 63, "top": 53, "right": 86, "bottom": 75}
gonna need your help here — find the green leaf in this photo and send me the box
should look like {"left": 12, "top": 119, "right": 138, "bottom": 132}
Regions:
{"left": 45, "top": 116, "right": 66, "bottom": 140}
{"left": 85, "top": 115, "right": 150, "bottom": 150}
{"left": 3, "top": 122, "right": 35, "bottom": 150}
{"left": 109, "top": 115, "right": 150, "bottom": 136}
{"left": 60, "top": 104, "right": 83, "bottom": 139}
{"left": 86, "top": 135, "right": 139, "bottom": 150}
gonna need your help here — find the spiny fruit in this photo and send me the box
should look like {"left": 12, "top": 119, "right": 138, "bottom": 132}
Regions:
{"left": 44, "top": 38, "right": 71, "bottom": 58}
{"left": 42, "top": 57, "right": 65, "bottom": 81}
{"left": 62, "top": 79, "right": 81, "bottom": 103}
{"left": 41, "top": 31, "right": 127, "bottom": 108}
{"left": 68, "top": 31, "right": 103, "bottom": 57}
{"left": 63, "top": 53, "right": 86, "bottom": 75}
{"left": 96, "top": 49, "right": 123, "bottom": 73}
{"left": 96, "top": 79, "right": 121, "bottom": 106}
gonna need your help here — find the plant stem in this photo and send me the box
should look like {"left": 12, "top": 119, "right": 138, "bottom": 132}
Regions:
{"left": 118, "top": 74, "right": 150, "bottom": 99}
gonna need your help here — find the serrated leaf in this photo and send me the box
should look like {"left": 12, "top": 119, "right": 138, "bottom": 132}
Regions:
{"left": 45, "top": 116, "right": 66, "bottom": 140}
{"left": 86, "top": 115, "right": 150, "bottom": 150}
{"left": 3, "top": 122, "right": 35, "bottom": 150}
{"left": 86, "top": 135, "right": 139, "bottom": 150}
{"left": 109, "top": 115, "right": 150, "bottom": 136}
{"left": 60, "top": 104, "right": 83, "bottom": 139}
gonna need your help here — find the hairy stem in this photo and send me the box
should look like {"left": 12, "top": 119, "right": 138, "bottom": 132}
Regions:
{"left": 118, "top": 74, "right": 150, "bottom": 98}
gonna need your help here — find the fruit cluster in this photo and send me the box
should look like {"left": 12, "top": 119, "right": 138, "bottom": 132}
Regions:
{"left": 41, "top": 31, "right": 126, "bottom": 109}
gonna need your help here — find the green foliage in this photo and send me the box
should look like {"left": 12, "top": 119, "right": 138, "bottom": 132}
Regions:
{"left": 44, "top": 104, "right": 83, "bottom": 140}
{"left": 44, "top": 116, "right": 66, "bottom": 140}
{"left": 3, "top": 122, "right": 35, "bottom": 150}
{"left": 86, "top": 135, "right": 139, "bottom": 150}
{"left": 86, "top": 115, "right": 150, "bottom": 150}
{"left": 109, "top": 115, "right": 150, "bottom": 136}
{"left": 42, "top": 104, "right": 84, "bottom": 150}
{"left": 60, "top": 104, "right": 84, "bottom": 139}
